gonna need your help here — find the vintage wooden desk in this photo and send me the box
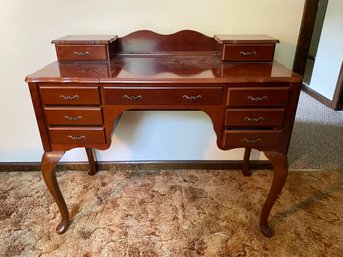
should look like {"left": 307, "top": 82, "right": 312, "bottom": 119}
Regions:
{"left": 26, "top": 30, "right": 301, "bottom": 237}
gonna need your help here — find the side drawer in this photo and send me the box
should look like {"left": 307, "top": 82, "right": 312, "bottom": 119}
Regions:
{"left": 227, "top": 87, "right": 289, "bottom": 107}
{"left": 104, "top": 87, "right": 223, "bottom": 105}
{"left": 55, "top": 45, "right": 108, "bottom": 61}
{"left": 49, "top": 127, "right": 105, "bottom": 144}
{"left": 225, "top": 108, "right": 285, "bottom": 127}
{"left": 40, "top": 86, "right": 100, "bottom": 105}
{"left": 223, "top": 130, "right": 282, "bottom": 149}
{"left": 222, "top": 44, "right": 275, "bottom": 61}
{"left": 44, "top": 107, "right": 103, "bottom": 125}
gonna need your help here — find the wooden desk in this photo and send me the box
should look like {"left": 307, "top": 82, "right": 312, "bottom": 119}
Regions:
{"left": 26, "top": 30, "right": 301, "bottom": 237}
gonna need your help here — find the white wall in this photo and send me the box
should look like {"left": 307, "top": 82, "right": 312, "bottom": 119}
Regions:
{"left": 0, "top": 0, "right": 304, "bottom": 162}
{"left": 310, "top": 0, "right": 343, "bottom": 99}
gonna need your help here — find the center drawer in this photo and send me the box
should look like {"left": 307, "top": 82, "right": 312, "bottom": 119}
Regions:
{"left": 104, "top": 86, "right": 223, "bottom": 105}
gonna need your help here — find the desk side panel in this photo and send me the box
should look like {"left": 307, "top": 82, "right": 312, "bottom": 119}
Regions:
{"left": 28, "top": 82, "right": 51, "bottom": 152}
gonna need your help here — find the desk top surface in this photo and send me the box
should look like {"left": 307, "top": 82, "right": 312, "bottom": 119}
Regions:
{"left": 26, "top": 55, "right": 301, "bottom": 84}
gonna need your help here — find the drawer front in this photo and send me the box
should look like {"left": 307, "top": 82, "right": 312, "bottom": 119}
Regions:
{"left": 56, "top": 45, "right": 108, "bottom": 61}
{"left": 227, "top": 87, "right": 289, "bottom": 107}
{"left": 223, "top": 130, "right": 282, "bottom": 149}
{"left": 222, "top": 44, "right": 275, "bottom": 61}
{"left": 49, "top": 127, "right": 105, "bottom": 144}
{"left": 225, "top": 108, "right": 285, "bottom": 127}
{"left": 104, "top": 87, "right": 223, "bottom": 105}
{"left": 40, "top": 87, "right": 100, "bottom": 105}
{"left": 44, "top": 107, "right": 103, "bottom": 125}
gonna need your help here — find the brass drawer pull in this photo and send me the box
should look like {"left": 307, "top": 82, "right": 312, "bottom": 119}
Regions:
{"left": 64, "top": 115, "right": 83, "bottom": 121}
{"left": 122, "top": 95, "right": 143, "bottom": 101}
{"left": 240, "top": 51, "right": 256, "bottom": 56}
{"left": 244, "top": 117, "right": 264, "bottom": 122}
{"left": 183, "top": 95, "right": 203, "bottom": 100}
{"left": 67, "top": 135, "right": 86, "bottom": 141}
{"left": 243, "top": 138, "right": 262, "bottom": 144}
{"left": 247, "top": 96, "right": 269, "bottom": 102}
{"left": 73, "top": 51, "right": 90, "bottom": 56}
{"left": 60, "top": 95, "right": 80, "bottom": 101}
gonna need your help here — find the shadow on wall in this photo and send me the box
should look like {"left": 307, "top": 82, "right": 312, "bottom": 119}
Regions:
{"left": 288, "top": 121, "right": 343, "bottom": 169}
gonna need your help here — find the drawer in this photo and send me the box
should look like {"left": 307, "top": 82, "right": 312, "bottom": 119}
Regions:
{"left": 222, "top": 44, "right": 275, "bottom": 61}
{"left": 55, "top": 45, "right": 108, "bottom": 61}
{"left": 44, "top": 107, "right": 103, "bottom": 125}
{"left": 40, "top": 86, "right": 100, "bottom": 105}
{"left": 225, "top": 108, "right": 285, "bottom": 127}
{"left": 104, "top": 87, "right": 223, "bottom": 105}
{"left": 227, "top": 87, "right": 289, "bottom": 107}
{"left": 223, "top": 130, "right": 282, "bottom": 149}
{"left": 49, "top": 127, "right": 105, "bottom": 144}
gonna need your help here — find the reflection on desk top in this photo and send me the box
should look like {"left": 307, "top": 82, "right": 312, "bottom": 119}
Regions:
{"left": 25, "top": 55, "right": 301, "bottom": 84}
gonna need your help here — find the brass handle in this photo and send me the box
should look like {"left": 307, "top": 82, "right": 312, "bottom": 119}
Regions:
{"left": 240, "top": 51, "right": 256, "bottom": 56}
{"left": 64, "top": 115, "right": 83, "bottom": 121}
{"left": 73, "top": 51, "right": 90, "bottom": 56}
{"left": 122, "top": 95, "right": 143, "bottom": 101}
{"left": 247, "top": 96, "right": 268, "bottom": 102}
{"left": 244, "top": 117, "right": 264, "bottom": 122}
{"left": 183, "top": 95, "right": 203, "bottom": 100}
{"left": 243, "top": 138, "right": 262, "bottom": 144}
{"left": 60, "top": 95, "right": 80, "bottom": 101}
{"left": 67, "top": 135, "right": 86, "bottom": 141}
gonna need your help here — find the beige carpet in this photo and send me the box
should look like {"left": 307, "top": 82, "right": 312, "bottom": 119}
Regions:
{"left": 1, "top": 169, "right": 343, "bottom": 257}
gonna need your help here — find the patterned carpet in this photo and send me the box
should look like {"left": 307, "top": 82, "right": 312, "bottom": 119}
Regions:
{"left": 1, "top": 169, "right": 343, "bottom": 257}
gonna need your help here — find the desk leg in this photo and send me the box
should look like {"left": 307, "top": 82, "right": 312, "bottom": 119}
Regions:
{"left": 260, "top": 151, "right": 288, "bottom": 237}
{"left": 85, "top": 148, "right": 97, "bottom": 176}
{"left": 41, "top": 151, "right": 69, "bottom": 234}
{"left": 242, "top": 148, "right": 252, "bottom": 176}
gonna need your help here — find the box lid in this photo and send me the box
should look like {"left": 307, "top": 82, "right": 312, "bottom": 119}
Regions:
{"left": 214, "top": 35, "right": 279, "bottom": 44}
{"left": 51, "top": 35, "right": 118, "bottom": 45}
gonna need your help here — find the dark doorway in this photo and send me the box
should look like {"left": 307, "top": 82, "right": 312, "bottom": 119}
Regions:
{"left": 293, "top": 0, "right": 343, "bottom": 110}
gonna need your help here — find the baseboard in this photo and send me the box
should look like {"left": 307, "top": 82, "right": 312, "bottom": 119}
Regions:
{"left": 302, "top": 83, "right": 333, "bottom": 108}
{"left": 0, "top": 160, "right": 272, "bottom": 172}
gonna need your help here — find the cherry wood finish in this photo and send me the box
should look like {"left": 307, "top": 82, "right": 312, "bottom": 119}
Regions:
{"left": 225, "top": 108, "right": 285, "bottom": 127}
{"left": 26, "top": 30, "right": 302, "bottom": 237}
{"left": 52, "top": 35, "right": 118, "bottom": 62}
{"left": 41, "top": 151, "right": 68, "bottom": 234}
{"left": 242, "top": 148, "right": 252, "bottom": 177}
{"left": 214, "top": 35, "right": 279, "bottom": 62}
{"left": 85, "top": 148, "right": 97, "bottom": 176}
{"left": 44, "top": 107, "right": 103, "bottom": 125}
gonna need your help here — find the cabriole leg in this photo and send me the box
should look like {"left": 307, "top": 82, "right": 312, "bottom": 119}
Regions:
{"left": 260, "top": 151, "right": 288, "bottom": 237}
{"left": 85, "top": 148, "right": 97, "bottom": 176}
{"left": 41, "top": 151, "right": 69, "bottom": 234}
{"left": 242, "top": 148, "right": 252, "bottom": 176}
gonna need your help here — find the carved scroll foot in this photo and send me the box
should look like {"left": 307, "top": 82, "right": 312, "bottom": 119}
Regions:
{"left": 260, "top": 151, "right": 288, "bottom": 237}
{"left": 41, "top": 151, "right": 69, "bottom": 234}
{"left": 85, "top": 148, "right": 97, "bottom": 176}
{"left": 242, "top": 148, "right": 252, "bottom": 176}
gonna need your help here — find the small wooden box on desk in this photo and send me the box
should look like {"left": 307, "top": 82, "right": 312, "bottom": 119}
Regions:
{"left": 214, "top": 34, "right": 279, "bottom": 62}
{"left": 52, "top": 35, "right": 118, "bottom": 62}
